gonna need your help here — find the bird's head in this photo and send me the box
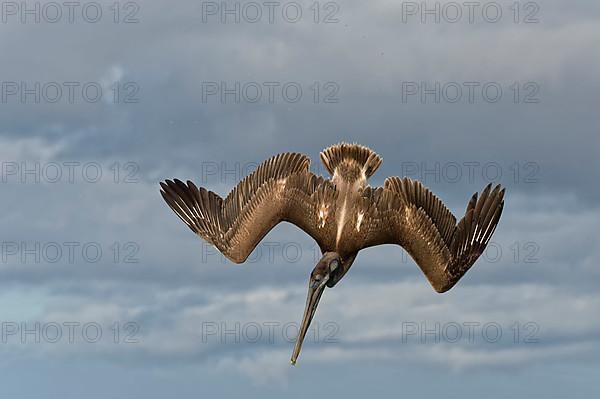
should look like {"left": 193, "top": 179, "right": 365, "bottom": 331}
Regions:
{"left": 291, "top": 251, "right": 346, "bottom": 365}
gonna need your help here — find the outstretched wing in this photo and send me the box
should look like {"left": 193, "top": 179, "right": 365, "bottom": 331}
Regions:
{"left": 160, "top": 153, "right": 338, "bottom": 263}
{"left": 361, "top": 178, "right": 505, "bottom": 292}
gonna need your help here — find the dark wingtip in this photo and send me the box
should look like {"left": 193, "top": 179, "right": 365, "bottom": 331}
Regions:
{"left": 159, "top": 189, "right": 169, "bottom": 201}
{"left": 187, "top": 180, "right": 199, "bottom": 192}
{"left": 470, "top": 191, "right": 478, "bottom": 203}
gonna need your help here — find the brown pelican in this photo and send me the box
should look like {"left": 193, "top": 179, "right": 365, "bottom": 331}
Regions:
{"left": 160, "top": 143, "right": 505, "bottom": 364}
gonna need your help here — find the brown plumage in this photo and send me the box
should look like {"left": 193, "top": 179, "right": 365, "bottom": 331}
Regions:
{"left": 160, "top": 143, "right": 505, "bottom": 364}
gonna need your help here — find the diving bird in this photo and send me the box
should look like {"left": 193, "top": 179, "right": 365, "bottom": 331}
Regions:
{"left": 160, "top": 143, "right": 505, "bottom": 364}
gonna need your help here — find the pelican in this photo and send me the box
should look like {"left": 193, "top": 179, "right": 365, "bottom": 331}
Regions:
{"left": 160, "top": 143, "right": 505, "bottom": 364}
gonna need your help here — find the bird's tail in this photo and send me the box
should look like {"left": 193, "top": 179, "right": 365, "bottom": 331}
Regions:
{"left": 319, "top": 142, "right": 382, "bottom": 179}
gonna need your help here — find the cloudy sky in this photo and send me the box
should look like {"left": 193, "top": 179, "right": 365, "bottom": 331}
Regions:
{"left": 1, "top": 0, "right": 599, "bottom": 397}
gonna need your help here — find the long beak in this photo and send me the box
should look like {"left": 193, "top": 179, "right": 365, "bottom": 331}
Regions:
{"left": 290, "top": 276, "right": 328, "bottom": 365}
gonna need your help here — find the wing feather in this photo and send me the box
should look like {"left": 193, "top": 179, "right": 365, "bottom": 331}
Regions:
{"left": 363, "top": 177, "right": 505, "bottom": 292}
{"left": 160, "top": 153, "right": 336, "bottom": 263}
